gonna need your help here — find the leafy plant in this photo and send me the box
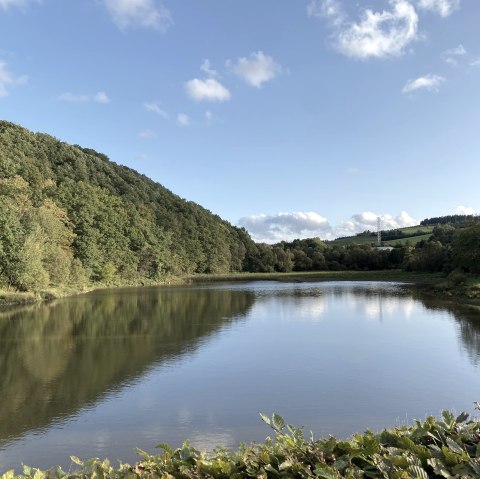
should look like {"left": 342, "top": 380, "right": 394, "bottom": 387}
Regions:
{"left": 3, "top": 409, "right": 480, "bottom": 479}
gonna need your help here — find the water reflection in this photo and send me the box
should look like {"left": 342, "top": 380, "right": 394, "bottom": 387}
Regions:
{"left": 1, "top": 281, "right": 480, "bottom": 472}
{"left": 413, "top": 294, "right": 480, "bottom": 366}
{"left": 0, "top": 286, "right": 255, "bottom": 446}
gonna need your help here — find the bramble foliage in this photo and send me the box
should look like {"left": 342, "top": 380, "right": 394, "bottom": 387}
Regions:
{"left": 2, "top": 410, "right": 480, "bottom": 478}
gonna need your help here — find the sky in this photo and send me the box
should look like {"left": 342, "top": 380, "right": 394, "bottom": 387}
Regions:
{"left": 0, "top": 0, "right": 479, "bottom": 243}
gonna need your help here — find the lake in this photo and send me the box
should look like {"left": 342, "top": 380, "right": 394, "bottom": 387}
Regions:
{"left": 1, "top": 280, "right": 480, "bottom": 472}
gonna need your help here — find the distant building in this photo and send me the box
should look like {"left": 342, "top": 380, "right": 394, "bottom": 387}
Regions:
{"left": 372, "top": 246, "right": 394, "bottom": 251}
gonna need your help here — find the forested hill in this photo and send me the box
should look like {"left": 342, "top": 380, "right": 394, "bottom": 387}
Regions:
{"left": 0, "top": 120, "right": 257, "bottom": 291}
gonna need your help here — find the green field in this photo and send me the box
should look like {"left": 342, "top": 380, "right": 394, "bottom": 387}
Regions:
{"left": 330, "top": 225, "right": 434, "bottom": 247}
{"left": 384, "top": 233, "right": 433, "bottom": 246}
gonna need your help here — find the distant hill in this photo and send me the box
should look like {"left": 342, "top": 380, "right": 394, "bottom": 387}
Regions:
{"left": 330, "top": 225, "right": 434, "bottom": 247}
{"left": 0, "top": 121, "right": 257, "bottom": 291}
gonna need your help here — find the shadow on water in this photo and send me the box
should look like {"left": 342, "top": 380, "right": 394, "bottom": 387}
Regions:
{"left": 0, "top": 286, "right": 255, "bottom": 446}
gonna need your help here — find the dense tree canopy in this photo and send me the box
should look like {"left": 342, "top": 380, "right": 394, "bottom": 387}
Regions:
{"left": 0, "top": 121, "right": 257, "bottom": 291}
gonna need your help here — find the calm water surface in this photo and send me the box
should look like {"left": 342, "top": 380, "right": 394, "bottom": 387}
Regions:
{"left": 1, "top": 281, "right": 480, "bottom": 471}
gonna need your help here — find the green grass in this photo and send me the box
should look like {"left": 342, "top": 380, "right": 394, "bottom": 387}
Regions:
{"left": 186, "top": 270, "right": 443, "bottom": 284}
{"left": 329, "top": 225, "right": 434, "bottom": 247}
{"left": 384, "top": 233, "right": 432, "bottom": 246}
{"left": 0, "top": 290, "right": 38, "bottom": 307}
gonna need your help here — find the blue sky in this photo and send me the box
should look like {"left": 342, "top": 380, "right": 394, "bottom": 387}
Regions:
{"left": 0, "top": 0, "right": 479, "bottom": 242}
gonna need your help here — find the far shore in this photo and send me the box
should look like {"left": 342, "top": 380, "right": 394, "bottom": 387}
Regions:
{"left": 1, "top": 270, "right": 478, "bottom": 308}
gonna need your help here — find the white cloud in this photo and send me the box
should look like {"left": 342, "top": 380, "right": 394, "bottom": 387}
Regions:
{"left": 229, "top": 51, "right": 282, "bottom": 88}
{"left": 200, "top": 59, "right": 218, "bottom": 77}
{"left": 454, "top": 205, "right": 476, "bottom": 215}
{"left": 185, "top": 78, "right": 231, "bottom": 102}
{"left": 335, "top": 211, "right": 417, "bottom": 238}
{"left": 238, "top": 212, "right": 331, "bottom": 243}
{"left": 337, "top": 0, "right": 419, "bottom": 59}
{"left": 470, "top": 58, "right": 480, "bottom": 67}
{"left": 416, "top": 0, "right": 460, "bottom": 17}
{"left": 138, "top": 129, "right": 157, "bottom": 138}
{"left": 307, "top": 0, "right": 344, "bottom": 25}
{"left": 238, "top": 210, "right": 418, "bottom": 243}
{"left": 176, "top": 113, "right": 191, "bottom": 127}
{"left": 103, "top": 0, "right": 172, "bottom": 31}
{"left": 57, "top": 92, "right": 89, "bottom": 103}
{"left": 57, "top": 91, "right": 111, "bottom": 103}
{"left": 402, "top": 73, "right": 445, "bottom": 93}
{"left": 94, "top": 91, "right": 110, "bottom": 103}
{"left": 0, "top": 61, "right": 27, "bottom": 97}
{"left": 346, "top": 167, "right": 360, "bottom": 176}
{"left": 143, "top": 101, "right": 168, "bottom": 118}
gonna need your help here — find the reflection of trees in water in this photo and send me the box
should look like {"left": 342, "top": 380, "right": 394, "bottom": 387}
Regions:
{"left": 413, "top": 292, "right": 480, "bottom": 366}
{"left": 0, "top": 287, "right": 255, "bottom": 445}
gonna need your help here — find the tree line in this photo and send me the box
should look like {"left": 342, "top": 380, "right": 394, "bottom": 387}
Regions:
{"left": 0, "top": 121, "right": 478, "bottom": 293}
{"left": 243, "top": 223, "right": 480, "bottom": 276}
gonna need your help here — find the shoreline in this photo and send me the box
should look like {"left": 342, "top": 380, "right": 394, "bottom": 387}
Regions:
{"left": 0, "top": 270, "right": 478, "bottom": 308}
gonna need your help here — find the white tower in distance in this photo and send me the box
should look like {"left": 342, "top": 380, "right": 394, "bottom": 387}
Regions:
{"left": 377, "top": 217, "right": 381, "bottom": 245}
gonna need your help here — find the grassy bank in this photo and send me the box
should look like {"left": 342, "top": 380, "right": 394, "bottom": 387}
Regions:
{"left": 2, "top": 410, "right": 480, "bottom": 478}
{"left": 1, "top": 270, "right": 478, "bottom": 308}
{"left": 186, "top": 270, "right": 444, "bottom": 284}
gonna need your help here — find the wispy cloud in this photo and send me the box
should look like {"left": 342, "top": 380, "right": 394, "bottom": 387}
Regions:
{"left": 402, "top": 74, "right": 445, "bottom": 93}
{"left": 337, "top": 0, "right": 419, "bottom": 59}
{"left": 204, "top": 110, "right": 213, "bottom": 125}
{"left": 200, "top": 59, "right": 219, "bottom": 77}
{"left": 442, "top": 44, "right": 466, "bottom": 65}
{"left": 238, "top": 210, "right": 418, "bottom": 243}
{"left": 185, "top": 78, "right": 231, "bottom": 102}
{"left": 228, "top": 51, "right": 282, "bottom": 88}
{"left": 57, "top": 91, "right": 111, "bottom": 103}
{"left": 138, "top": 129, "right": 157, "bottom": 139}
{"left": 415, "top": 0, "right": 460, "bottom": 17}
{"left": 143, "top": 101, "right": 168, "bottom": 118}
{"left": 103, "top": 0, "right": 172, "bottom": 31}
{"left": 94, "top": 91, "right": 110, "bottom": 103}
{"left": 0, "top": 0, "right": 40, "bottom": 10}
{"left": 0, "top": 61, "right": 27, "bottom": 97}
{"left": 307, "top": 0, "right": 345, "bottom": 26}
{"left": 176, "top": 113, "right": 191, "bottom": 127}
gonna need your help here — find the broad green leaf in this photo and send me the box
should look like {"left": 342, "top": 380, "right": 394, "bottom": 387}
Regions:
{"left": 156, "top": 443, "right": 174, "bottom": 454}
{"left": 179, "top": 447, "right": 191, "bottom": 462}
{"left": 445, "top": 437, "right": 463, "bottom": 454}
{"left": 314, "top": 464, "right": 338, "bottom": 479}
{"left": 427, "top": 458, "right": 452, "bottom": 478}
{"left": 272, "top": 413, "right": 285, "bottom": 431}
{"left": 70, "top": 456, "right": 83, "bottom": 466}
{"left": 33, "top": 470, "right": 45, "bottom": 479}
{"left": 259, "top": 413, "right": 271, "bottom": 426}
{"left": 455, "top": 412, "right": 469, "bottom": 424}
{"left": 407, "top": 465, "right": 428, "bottom": 479}
{"left": 442, "top": 411, "right": 455, "bottom": 427}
